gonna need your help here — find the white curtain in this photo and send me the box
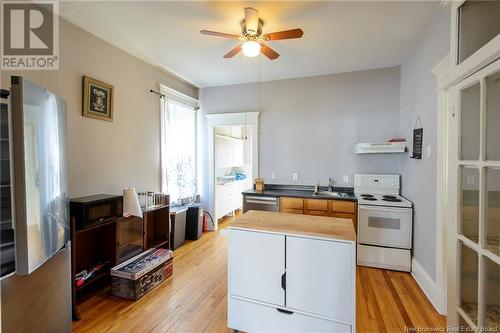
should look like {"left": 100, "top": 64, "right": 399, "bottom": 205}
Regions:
{"left": 160, "top": 97, "right": 197, "bottom": 205}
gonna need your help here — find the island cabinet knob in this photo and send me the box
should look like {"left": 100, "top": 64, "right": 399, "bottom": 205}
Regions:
{"left": 276, "top": 308, "right": 294, "bottom": 315}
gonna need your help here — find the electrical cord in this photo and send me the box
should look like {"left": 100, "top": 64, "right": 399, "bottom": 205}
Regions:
{"left": 204, "top": 210, "right": 215, "bottom": 230}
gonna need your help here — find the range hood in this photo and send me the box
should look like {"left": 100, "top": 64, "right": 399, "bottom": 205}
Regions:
{"left": 355, "top": 141, "right": 406, "bottom": 154}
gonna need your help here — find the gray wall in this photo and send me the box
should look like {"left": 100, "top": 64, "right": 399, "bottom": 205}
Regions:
{"left": 200, "top": 67, "right": 401, "bottom": 205}
{"left": 399, "top": 8, "right": 451, "bottom": 281}
{"left": 1, "top": 18, "right": 198, "bottom": 197}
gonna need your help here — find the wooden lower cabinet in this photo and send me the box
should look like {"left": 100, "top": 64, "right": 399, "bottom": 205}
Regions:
{"left": 329, "top": 200, "right": 355, "bottom": 214}
{"left": 280, "top": 197, "right": 304, "bottom": 211}
{"left": 304, "top": 199, "right": 328, "bottom": 212}
{"left": 281, "top": 208, "right": 304, "bottom": 215}
{"left": 280, "top": 197, "right": 357, "bottom": 230}
{"left": 306, "top": 210, "right": 329, "bottom": 216}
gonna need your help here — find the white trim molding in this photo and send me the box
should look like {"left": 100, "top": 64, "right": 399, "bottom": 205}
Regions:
{"left": 206, "top": 112, "right": 260, "bottom": 230}
{"left": 430, "top": 53, "right": 450, "bottom": 316}
{"left": 431, "top": 53, "right": 451, "bottom": 91}
{"left": 160, "top": 84, "right": 199, "bottom": 108}
{"left": 411, "top": 258, "right": 446, "bottom": 315}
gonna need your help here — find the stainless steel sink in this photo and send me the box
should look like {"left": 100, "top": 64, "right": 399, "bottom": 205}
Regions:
{"left": 313, "top": 191, "right": 349, "bottom": 198}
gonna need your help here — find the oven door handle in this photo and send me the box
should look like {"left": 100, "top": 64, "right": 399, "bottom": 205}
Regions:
{"left": 245, "top": 196, "right": 278, "bottom": 205}
{"left": 245, "top": 199, "right": 278, "bottom": 205}
{"left": 245, "top": 196, "right": 277, "bottom": 201}
{"left": 359, "top": 205, "right": 412, "bottom": 214}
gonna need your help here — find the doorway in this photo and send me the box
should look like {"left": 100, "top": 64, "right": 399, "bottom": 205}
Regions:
{"left": 214, "top": 126, "right": 253, "bottom": 222}
{"left": 206, "top": 112, "right": 259, "bottom": 230}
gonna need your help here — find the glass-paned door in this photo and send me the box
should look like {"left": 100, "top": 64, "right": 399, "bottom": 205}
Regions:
{"left": 448, "top": 58, "right": 500, "bottom": 330}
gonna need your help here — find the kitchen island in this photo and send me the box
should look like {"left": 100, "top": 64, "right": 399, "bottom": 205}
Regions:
{"left": 227, "top": 210, "right": 356, "bottom": 333}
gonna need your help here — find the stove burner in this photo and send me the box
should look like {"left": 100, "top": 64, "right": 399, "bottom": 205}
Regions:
{"left": 360, "top": 194, "right": 375, "bottom": 198}
{"left": 383, "top": 198, "right": 402, "bottom": 202}
{"left": 363, "top": 197, "right": 377, "bottom": 201}
{"left": 382, "top": 195, "right": 398, "bottom": 200}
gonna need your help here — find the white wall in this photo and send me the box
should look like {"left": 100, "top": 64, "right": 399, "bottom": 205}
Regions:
{"left": 200, "top": 67, "right": 402, "bottom": 206}
{"left": 1, "top": 18, "right": 198, "bottom": 198}
{"left": 399, "top": 8, "right": 451, "bottom": 281}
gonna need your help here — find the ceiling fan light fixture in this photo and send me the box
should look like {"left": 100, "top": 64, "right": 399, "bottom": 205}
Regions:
{"left": 200, "top": 7, "right": 302, "bottom": 60}
{"left": 242, "top": 41, "right": 261, "bottom": 57}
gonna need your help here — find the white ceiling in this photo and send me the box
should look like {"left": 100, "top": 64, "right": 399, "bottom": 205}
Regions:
{"left": 59, "top": 1, "right": 441, "bottom": 87}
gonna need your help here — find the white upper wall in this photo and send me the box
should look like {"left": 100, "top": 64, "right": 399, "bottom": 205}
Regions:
{"left": 399, "top": 7, "right": 451, "bottom": 281}
{"left": 59, "top": 1, "right": 441, "bottom": 87}
{"left": 1, "top": 17, "right": 198, "bottom": 198}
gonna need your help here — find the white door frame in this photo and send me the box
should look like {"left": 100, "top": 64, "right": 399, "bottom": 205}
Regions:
{"left": 431, "top": 53, "right": 451, "bottom": 315}
{"left": 442, "top": 2, "right": 500, "bottom": 325}
{"left": 206, "top": 112, "right": 260, "bottom": 230}
{"left": 446, "top": 58, "right": 500, "bottom": 329}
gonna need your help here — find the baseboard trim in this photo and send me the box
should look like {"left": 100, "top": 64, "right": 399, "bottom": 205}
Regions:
{"left": 411, "top": 258, "right": 446, "bottom": 315}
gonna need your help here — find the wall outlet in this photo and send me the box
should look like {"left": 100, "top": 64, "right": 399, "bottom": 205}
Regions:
{"left": 343, "top": 175, "right": 349, "bottom": 184}
{"left": 292, "top": 173, "right": 298, "bottom": 181}
{"left": 271, "top": 172, "right": 277, "bottom": 180}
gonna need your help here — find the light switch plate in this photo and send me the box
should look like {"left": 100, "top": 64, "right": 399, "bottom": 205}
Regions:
{"left": 426, "top": 145, "right": 432, "bottom": 158}
{"left": 271, "top": 172, "right": 277, "bottom": 180}
{"left": 343, "top": 175, "right": 349, "bottom": 184}
{"left": 292, "top": 173, "right": 298, "bottom": 181}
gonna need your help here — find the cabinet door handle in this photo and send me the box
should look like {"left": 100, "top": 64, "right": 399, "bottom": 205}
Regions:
{"left": 276, "top": 308, "right": 293, "bottom": 315}
{"left": 281, "top": 272, "right": 286, "bottom": 290}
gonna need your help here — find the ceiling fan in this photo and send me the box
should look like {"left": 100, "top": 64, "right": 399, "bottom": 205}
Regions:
{"left": 200, "top": 7, "right": 303, "bottom": 60}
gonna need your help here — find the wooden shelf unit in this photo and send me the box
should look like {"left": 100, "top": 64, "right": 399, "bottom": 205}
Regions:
{"left": 71, "top": 200, "right": 170, "bottom": 321}
{"left": 143, "top": 205, "right": 170, "bottom": 249}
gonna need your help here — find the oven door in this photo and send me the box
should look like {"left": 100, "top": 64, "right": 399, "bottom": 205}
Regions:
{"left": 358, "top": 205, "right": 412, "bottom": 249}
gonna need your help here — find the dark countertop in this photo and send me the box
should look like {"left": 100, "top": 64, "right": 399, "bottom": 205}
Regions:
{"left": 170, "top": 206, "right": 188, "bottom": 214}
{"left": 242, "top": 184, "right": 357, "bottom": 202}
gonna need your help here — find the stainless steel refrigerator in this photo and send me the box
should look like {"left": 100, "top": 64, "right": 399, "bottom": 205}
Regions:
{"left": 0, "top": 77, "right": 71, "bottom": 333}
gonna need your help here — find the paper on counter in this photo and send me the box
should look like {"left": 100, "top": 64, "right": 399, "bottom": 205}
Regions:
{"left": 123, "top": 187, "right": 143, "bottom": 218}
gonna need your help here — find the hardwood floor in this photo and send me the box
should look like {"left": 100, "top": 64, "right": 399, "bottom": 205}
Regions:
{"left": 73, "top": 213, "right": 446, "bottom": 332}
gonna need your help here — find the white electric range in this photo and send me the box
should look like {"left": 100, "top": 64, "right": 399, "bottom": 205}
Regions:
{"left": 354, "top": 174, "right": 413, "bottom": 272}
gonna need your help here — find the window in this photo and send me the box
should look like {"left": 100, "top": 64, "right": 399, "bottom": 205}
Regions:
{"left": 160, "top": 86, "right": 198, "bottom": 205}
{"left": 458, "top": 0, "right": 500, "bottom": 64}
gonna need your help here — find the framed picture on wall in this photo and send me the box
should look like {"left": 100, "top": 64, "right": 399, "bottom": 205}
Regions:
{"left": 82, "top": 76, "right": 114, "bottom": 121}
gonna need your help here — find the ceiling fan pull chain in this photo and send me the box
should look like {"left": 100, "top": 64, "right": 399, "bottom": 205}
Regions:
{"left": 258, "top": 55, "right": 262, "bottom": 112}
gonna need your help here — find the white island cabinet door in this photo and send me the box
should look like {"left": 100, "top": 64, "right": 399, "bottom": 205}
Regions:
{"left": 228, "top": 229, "right": 285, "bottom": 306}
{"left": 286, "top": 236, "right": 355, "bottom": 323}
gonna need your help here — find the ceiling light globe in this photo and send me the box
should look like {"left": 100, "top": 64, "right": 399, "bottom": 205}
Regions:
{"left": 242, "top": 41, "right": 261, "bottom": 57}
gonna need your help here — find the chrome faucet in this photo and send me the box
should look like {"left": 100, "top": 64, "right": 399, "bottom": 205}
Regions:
{"left": 314, "top": 182, "right": 320, "bottom": 195}
{"left": 328, "top": 177, "right": 335, "bottom": 192}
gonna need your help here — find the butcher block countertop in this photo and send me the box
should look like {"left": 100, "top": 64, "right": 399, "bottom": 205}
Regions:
{"left": 229, "top": 210, "right": 356, "bottom": 242}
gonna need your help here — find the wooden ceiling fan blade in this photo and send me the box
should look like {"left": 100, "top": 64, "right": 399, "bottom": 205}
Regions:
{"left": 263, "top": 28, "right": 303, "bottom": 41}
{"left": 223, "top": 45, "right": 242, "bottom": 58}
{"left": 200, "top": 30, "right": 240, "bottom": 39}
{"left": 260, "top": 43, "right": 279, "bottom": 60}
{"left": 244, "top": 7, "right": 259, "bottom": 33}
